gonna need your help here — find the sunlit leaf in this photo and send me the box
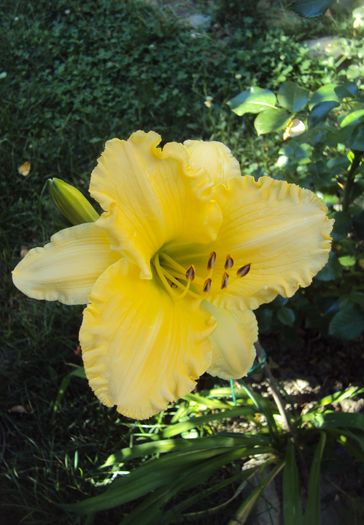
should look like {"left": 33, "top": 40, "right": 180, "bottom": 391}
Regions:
{"left": 278, "top": 82, "right": 309, "bottom": 112}
{"left": 340, "top": 109, "right": 364, "bottom": 128}
{"left": 254, "top": 108, "right": 291, "bottom": 135}
{"left": 228, "top": 87, "right": 277, "bottom": 116}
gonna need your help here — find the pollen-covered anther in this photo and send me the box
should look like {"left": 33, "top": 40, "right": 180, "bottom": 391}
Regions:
{"left": 221, "top": 272, "right": 229, "bottom": 289}
{"left": 224, "top": 255, "right": 234, "bottom": 270}
{"left": 237, "top": 264, "right": 251, "bottom": 277}
{"left": 207, "top": 251, "right": 217, "bottom": 270}
{"left": 185, "top": 265, "right": 195, "bottom": 281}
{"left": 203, "top": 278, "right": 212, "bottom": 292}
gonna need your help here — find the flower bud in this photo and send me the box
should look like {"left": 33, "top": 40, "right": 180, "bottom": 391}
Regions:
{"left": 48, "top": 178, "right": 99, "bottom": 225}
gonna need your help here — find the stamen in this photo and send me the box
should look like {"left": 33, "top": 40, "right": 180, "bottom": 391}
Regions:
{"left": 185, "top": 265, "right": 195, "bottom": 281}
{"left": 221, "top": 272, "right": 229, "bottom": 289}
{"left": 237, "top": 264, "right": 251, "bottom": 277}
{"left": 203, "top": 278, "right": 212, "bottom": 292}
{"left": 207, "top": 251, "right": 217, "bottom": 270}
{"left": 224, "top": 255, "right": 234, "bottom": 270}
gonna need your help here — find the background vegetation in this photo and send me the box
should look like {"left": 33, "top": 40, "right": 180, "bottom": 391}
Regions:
{"left": 1, "top": 0, "right": 363, "bottom": 523}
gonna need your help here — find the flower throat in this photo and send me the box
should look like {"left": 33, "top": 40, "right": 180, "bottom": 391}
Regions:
{"left": 152, "top": 250, "right": 251, "bottom": 300}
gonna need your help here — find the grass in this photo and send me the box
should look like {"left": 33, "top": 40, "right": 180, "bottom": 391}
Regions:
{"left": 0, "top": 0, "right": 362, "bottom": 523}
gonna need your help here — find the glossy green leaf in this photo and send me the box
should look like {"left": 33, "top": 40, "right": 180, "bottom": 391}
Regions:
{"left": 308, "top": 101, "right": 338, "bottom": 127}
{"left": 315, "top": 253, "right": 341, "bottom": 282}
{"left": 292, "top": 0, "right": 334, "bottom": 18}
{"left": 338, "top": 255, "right": 355, "bottom": 267}
{"left": 228, "top": 87, "right": 277, "bottom": 116}
{"left": 304, "top": 432, "right": 326, "bottom": 525}
{"left": 340, "top": 109, "right": 364, "bottom": 128}
{"left": 278, "top": 82, "right": 309, "bottom": 112}
{"left": 254, "top": 108, "right": 291, "bottom": 135}
{"left": 329, "top": 303, "right": 364, "bottom": 340}
{"left": 277, "top": 307, "right": 296, "bottom": 326}
{"left": 283, "top": 443, "right": 303, "bottom": 525}
{"left": 310, "top": 84, "right": 339, "bottom": 107}
{"left": 348, "top": 125, "right": 364, "bottom": 152}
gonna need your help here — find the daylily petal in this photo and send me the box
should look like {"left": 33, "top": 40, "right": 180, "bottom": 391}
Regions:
{"left": 90, "top": 131, "right": 222, "bottom": 278}
{"left": 203, "top": 301, "right": 257, "bottom": 379}
{"left": 80, "top": 260, "right": 214, "bottom": 419}
{"left": 211, "top": 176, "right": 333, "bottom": 309}
{"left": 12, "top": 223, "right": 119, "bottom": 305}
{"left": 184, "top": 140, "right": 241, "bottom": 195}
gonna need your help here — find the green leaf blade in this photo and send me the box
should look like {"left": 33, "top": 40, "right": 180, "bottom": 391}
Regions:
{"left": 292, "top": 0, "right": 334, "bottom": 18}
{"left": 254, "top": 108, "right": 291, "bottom": 135}
{"left": 340, "top": 109, "right": 364, "bottom": 128}
{"left": 278, "top": 82, "right": 309, "bottom": 112}
{"left": 228, "top": 87, "right": 277, "bottom": 116}
{"left": 304, "top": 432, "right": 326, "bottom": 525}
{"left": 283, "top": 442, "right": 303, "bottom": 525}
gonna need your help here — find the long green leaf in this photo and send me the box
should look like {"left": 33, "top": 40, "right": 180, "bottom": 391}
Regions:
{"left": 64, "top": 444, "right": 274, "bottom": 514}
{"left": 121, "top": 448, "right": 255, "bottom": 525}
{"left": 162, "top": 406, "right": 257, "bottom": 438}
{"left": 316, "top": 386, "right": 364, "bottom": 409}
{"left": 283, "top": 442, "right": 303, "bottom": 525}
{"left": 53, "top": 366, "right": 86, "bottom": 412}
{"left": 309, "top": 412, "right": 364, "bottom": 431}
{"left": 102, "top": 434, "right": 270, "bottom": 466}
{"left": 240, "top": 382, "right": 278, "bottom": 435}
{"left": 228, "top": 462, "right": 284, "bottom": 525}
{"left": 303, "top": 432, "right": 326, "bottom": 525}
{"left": 164, "top": 471, "right": 252, "bottom": 519}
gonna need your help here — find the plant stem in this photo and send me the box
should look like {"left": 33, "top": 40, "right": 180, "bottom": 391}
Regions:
{"left": 256, "top": 341, "right": 309, "bottom": 486}
{"left": 342, "top": 150, "right": 363, "bottom": 212}
{"left": 255, "top": 342, "right": 292, "bottom": 433}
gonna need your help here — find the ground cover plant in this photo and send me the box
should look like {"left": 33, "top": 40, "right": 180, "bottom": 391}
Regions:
{"left": 1, "top": 0, "right": 363, "bottom": 523}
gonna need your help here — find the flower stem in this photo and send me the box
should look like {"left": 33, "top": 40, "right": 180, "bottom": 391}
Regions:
{"left": 255, "top": 341, "right": 292, "bottom": 433}
{"left": 255, "top": 341, "right": 309, "bottom": 486}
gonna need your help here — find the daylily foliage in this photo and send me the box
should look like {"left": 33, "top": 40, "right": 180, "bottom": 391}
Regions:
{"left": 12, "top": 131, "right": 333, "bottom": 419}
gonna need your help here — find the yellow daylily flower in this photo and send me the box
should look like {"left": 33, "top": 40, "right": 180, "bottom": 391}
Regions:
{"left": 12, "top": 131, "right": 333, "bottom": 419}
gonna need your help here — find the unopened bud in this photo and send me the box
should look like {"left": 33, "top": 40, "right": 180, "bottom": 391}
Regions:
{"left": 48, "top": 178, "right": 99, "bottom": 225}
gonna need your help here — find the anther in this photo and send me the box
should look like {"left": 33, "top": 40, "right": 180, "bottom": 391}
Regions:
{"left": 224, "top": 255, "right": 234, "bottom": 270}
{"left": 203, "top": 278, "right": 212, "bottom": 292}
{"left": 237, "top": 264, "right": 251, "bottom": 277}
{"left": 185, "top": 265, "right": 195, "bottom": 281}
{"left": 221, "top": 272, "right": 229, "bottom": 289}
{"left": 207, "top": 251, "right": 217, "bottom": 270}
